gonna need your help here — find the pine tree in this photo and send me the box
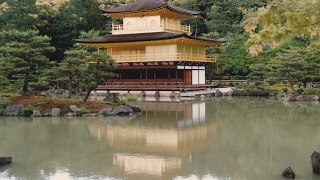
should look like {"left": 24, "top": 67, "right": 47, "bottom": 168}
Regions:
{"left": 0, "top": 30, "right": 55, "bottom": 96}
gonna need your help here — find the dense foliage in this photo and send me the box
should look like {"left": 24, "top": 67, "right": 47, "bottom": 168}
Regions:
{"left": 0, "top": 0, "right": 319, "bottom": 96}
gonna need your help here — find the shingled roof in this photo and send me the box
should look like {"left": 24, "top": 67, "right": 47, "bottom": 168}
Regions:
{"left": 74, "top": 32, "right": 226, "bottom": 44}
{"left": 101, "top": 0, "right": 200, "bottom": 16}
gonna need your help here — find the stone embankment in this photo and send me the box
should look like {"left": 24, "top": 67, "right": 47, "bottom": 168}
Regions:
{"left": 281, "top": 94, "right": 319, "bottom": 101}
{"left": 0, "top": 96, "right": 142, "bottom": 117}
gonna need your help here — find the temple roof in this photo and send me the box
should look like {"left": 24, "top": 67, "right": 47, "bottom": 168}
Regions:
{"left": 74, "top": 32, "right": 226, "bottom": 44}
{"left": 101, "top": 0, "right": 200, "bottom": 16}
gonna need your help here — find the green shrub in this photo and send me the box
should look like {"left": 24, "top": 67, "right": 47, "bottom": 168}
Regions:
{"left": 233, "top": 85, "right": 269, "bottom": 96}
{"left": 120, "top": 94, "right": 138, "bottom": 102}
{"left": 0, "top": 99, "right": 11, "bottom": 115}
{"left": 304, "top": 88, "right": 320, "bottom": 96}
{"left": 216, "top": 81, "right": 223, "bottom": 87}
{"left": 296, "top": 88, "right": 304, "bottom": 95}
{"left": 26, "top": 106, "right": 38, "bottom": 111}
{"left": 282, "top": 88, "right": 288, "bottom": 93}
{"left": 233, "top": 88, "right": 249, "bottom": 96}
{"left": 37, "top": 101, "right": 48, "bottom": 105}
{"left": 0, "top": 100, "right": 11, "bottom": 108}
{"left": 79, "top": 107, "right": 91, "bottom": 115}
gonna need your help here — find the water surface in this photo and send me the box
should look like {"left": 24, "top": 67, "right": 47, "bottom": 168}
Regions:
{"left": 1, "top": 97, "right": 320, "bottom": 180}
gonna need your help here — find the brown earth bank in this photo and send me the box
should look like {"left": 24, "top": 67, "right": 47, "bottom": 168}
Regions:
{"left": 8, "top": 95, "right": 115, "bottom": 115}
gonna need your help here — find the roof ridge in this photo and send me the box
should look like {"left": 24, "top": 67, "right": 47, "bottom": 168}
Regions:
{"left": 101, "top": 0, "right": 199, "bottom": 16}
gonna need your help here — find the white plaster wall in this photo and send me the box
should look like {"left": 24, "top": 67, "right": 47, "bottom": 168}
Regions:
{"left": 123, "top": 16, "right": 161, "bottom": 31}
{"left": 192, "top": 70, "right": 198, "bottom": 85}
{"left": 199, "top": 70, "right": 206, "bottom": 84}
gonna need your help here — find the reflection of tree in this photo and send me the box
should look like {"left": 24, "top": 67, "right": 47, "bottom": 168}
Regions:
{"left": 205, "top": 97, "right": 320, "bottom": 178}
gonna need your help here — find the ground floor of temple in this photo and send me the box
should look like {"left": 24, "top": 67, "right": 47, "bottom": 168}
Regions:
{"left": 96, "top": 64, "right": 213, "bottom": 92}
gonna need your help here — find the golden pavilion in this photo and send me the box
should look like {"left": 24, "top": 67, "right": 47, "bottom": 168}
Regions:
{"left": 75, "top": 0, "right": 225, "bottom": 93}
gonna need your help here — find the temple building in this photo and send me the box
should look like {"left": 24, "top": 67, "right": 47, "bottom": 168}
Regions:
{"left": 75, "top": 0, "right": 225, "bottom": 93}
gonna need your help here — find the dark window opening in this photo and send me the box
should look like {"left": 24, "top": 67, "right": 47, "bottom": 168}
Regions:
{"left": 156, "top": 69, "right": 168, "bottom": 79}
{"left": 177, "top": 70, "right": 184, "bottom": 79}
{"left": 121, "top": 70, "right": 140, "bottom": 79}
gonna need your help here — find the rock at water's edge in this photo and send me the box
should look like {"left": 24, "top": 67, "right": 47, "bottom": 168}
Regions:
{"left": 0, "top": 156, "right": 12, "bottom": 166}
{"left": 282, "top": 166, "right": 296, "bottom": 178}
{"left": 52, "top": 108, "right": 61, "bottom": 117}
{"left": 311, "top": 151, "right": 320, "bottom": 174}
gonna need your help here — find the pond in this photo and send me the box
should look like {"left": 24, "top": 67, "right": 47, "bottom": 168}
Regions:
{"left": 1, "top": 97, "right": 320, "bottom": 180}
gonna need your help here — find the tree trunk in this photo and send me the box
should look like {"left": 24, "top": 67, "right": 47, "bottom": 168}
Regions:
{"left": 232, "top": 32, "right": 237, "bottom": 40}
{"left": 286, "top": 73, "right": 296, "bottom": 94}
{"left": 22, "top": 70, "right": 30, "bottom": 97}
{"left": 82, "top": 89, "right": 92, "bottom": 103}
{"left": 67, "top": 75, "right": 73, "bottom": 99}
{"left": 303, "top": 81, "right": 307, "bottom": 88}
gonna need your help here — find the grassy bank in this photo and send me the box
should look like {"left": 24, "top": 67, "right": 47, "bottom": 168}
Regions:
{"left": 0, "top": 93, "right": 114, "bottom": 114}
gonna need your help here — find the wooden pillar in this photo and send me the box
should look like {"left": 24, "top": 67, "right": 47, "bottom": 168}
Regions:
{"left": 146, "top": 68, "right": 148, "bottom": 81}
{"left": 140, "top": 69, "right": 142, "bottom": 80}
{"left": 175, "top": 68, "right": 178, "bottom": 81}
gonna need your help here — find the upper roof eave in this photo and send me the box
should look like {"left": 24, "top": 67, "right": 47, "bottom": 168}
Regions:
{"left": 101, "top": 0, "right": 200, "bottom": 17}
{"left": 74, "top": 32, "right": 226, "bottom": 45}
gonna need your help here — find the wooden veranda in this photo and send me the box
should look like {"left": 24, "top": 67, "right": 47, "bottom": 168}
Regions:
{"left": 96, "top": 81, "right": 213, "bottom": 91}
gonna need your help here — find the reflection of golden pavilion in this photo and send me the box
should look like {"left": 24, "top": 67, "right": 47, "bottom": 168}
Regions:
{"left": 87, "top": 101, "right": 216, "bottom": 177}
{"left": 113, "top": 154, "right": 182, "bottom": 176}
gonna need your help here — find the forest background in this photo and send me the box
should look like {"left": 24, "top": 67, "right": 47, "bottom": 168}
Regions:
{"left": 1, "top": 0, "right": 320, "bottom": 99}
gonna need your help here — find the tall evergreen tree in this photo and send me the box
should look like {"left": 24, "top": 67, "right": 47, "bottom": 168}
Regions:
{"left": 86, "top": 0, "right": 105, "bottom": 31}
{"left": 0, "top": 0, "right": 42, "bottom": 31}
{"left": 0, "top": 30, "right": 55, "bottom": 96}
{"left": 81, "top": 51, "right": 117, "bottom": 102}
{"left": 59, "top": 49, "right": 87, "bottom": 98}
{"left": 205, "top": 0, "right": 266, "bottom": 39}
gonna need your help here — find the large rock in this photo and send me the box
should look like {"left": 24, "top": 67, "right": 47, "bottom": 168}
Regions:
{"left": 70, "top": 105, "right": 80, "bottom": 112}
{"left": 0, "top": 156, "right": 12, "bottom": 166}
{"left": 52, "top": 108, "right": 61, "bottom": 117}
{"left": 112, "top": 105, "right": 133, "bottom": 115}
{"left": 32, "top": 110, "right": 42, "bottom": 117}
{"left": 282, "top": 166, "right": 296, "bottom": 178}
{"left": 3, "top": 103, "right": 25, "bottom": 116}
{"left": 296, "top": 95, "right": 319, "bottom": 101}
{"left": 70, "top": 105, "right": 81, "bottom": 116}
{"left": 169, "top": 91, "right": 179, "bottom": 98}
{"left": 311, "top": 151, "right": 320, "bottom": 174}
{"left": 24, "top": 109, "right": 33, "bottom": 117}
{"left": 0, "top": 97, "right": 10, "bottom": 103}
{"left": 215, "top": 89, "right": 222, "bottom": 97}
{"left": 131, "top": 105, "right": 142, "bottom": 112}
{"left": 97, "top": 108, "right": 114, "bottom": 117}
{"left": 103, "top": 93, "right": 119, "bottom": 103}
{"left": 283, "top": 94, "right": 296, "bottom": 101}
{"left": 216, "top": 88, "right": 233, "bottom": 96}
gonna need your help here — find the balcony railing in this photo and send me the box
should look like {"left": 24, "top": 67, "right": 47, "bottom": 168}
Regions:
{"left": 111, "top": 53, "right": 218, "bottom": 63}
{"left": 112, "top": 22, "right": 191, "bottom": 34}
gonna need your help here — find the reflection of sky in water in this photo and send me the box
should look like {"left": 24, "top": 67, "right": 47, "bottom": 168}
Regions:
{"left": 174, "top": 174, "right": 231, "bottom": 180}
{"left": 40, "top": 169, "right": 119, "bottom": 180}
